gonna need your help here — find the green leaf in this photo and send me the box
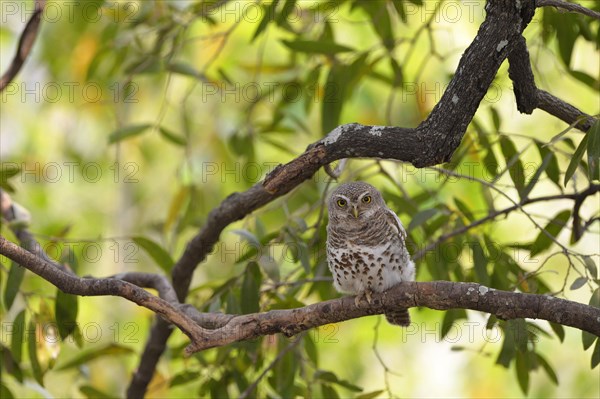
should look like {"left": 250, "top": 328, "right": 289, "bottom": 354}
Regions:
{"left": 583, "top": 257, "right": 598, "bottom": 279}
{"left": 530, "top": 210, "right": 571, "bottom": 256}
{"left": 10, "top": 310, "right": 25, "bottom": 363}
{"left": 252, "top": 0, "right": 280, "bottom": 41}
{"left": 407, "top": 208, "right": 438, "bottom": 232}
{"left": 592, "top": 339, "right": 600, "bottom": 369}
{"left": 27, "top": 320, "right": 44, "bottom": 386}
{"left": 241, "top": 262, "right": 261, "bottom": 314}
{"left": 78, "top": 385, "right": 114, "bottom": 398}
{"left": 132, "top": 236, "right": 174, "bottom": 273}
{"left": 515, "top": 351, "right": 530, "bottom": 394}
{"left": 170, "top": 370, "right": 202, "bottom": 387}
{"left": 322, "top": 65, "right": 344, "bottom": 134}
{"left": 535, "top": 141, "right": 561, "bottom": 189}
{"left": 304, "top": 334, "right": 319, "bottom": 367}
{"left": 276, "top": 0, "right": 298, "bottom": 27}
{"left": 0, "top": 163, "right": 21, "bottom": 193}
{"left": 549, "top": 322, "right": 565, "bottom": 343}
{"left": 159, "top": 127, "right": 187, "bottom": 146}
{"left": 590, "top": 288, "right": 600, "bottom": 308}
{"left": 55, "top": 343, "right": 135, "bottom": 371}
{"left": 454, "top": 198, "right": 474, "bottom": 223}
{"left": 55, "top": 289, "right": 78, "bottom": 340}
{"left": 570, "top": 277, "right": 587, "bottom": 291}
{"left": 587, "top": 120, "right": 600, "bottom": 180}
{"left": 441, "top": 309, "right": 467, "bottom": 339}
{"left": 166, "top": 62, "right": 204, "bottom": 80}
{"left": 500, "top": 136, "right": 525, "bottom": 195}
{"left": 3, "top": 262, "right": 25, "bottom": 310}
{"left": 490, "top": 107, "right": 501, "bottom": 131}
{"left": 281, "top": 40, "right": 354, "bottom": 54}
{"left": 356, "top": 390, "right": 385, "bottom": 399}
{"left": 536, "top": 353, "right": 559, "bottom": 385}
{"left": 521, "top": 152, "right": 552, "bottom": 200}
{"left": 1, "top": 344, "right": 23, "bottom": 383}
{"left": 564, "top": 134, "right": 589, "bottom": 187}
{"left": 108, "top": 124, "right": 153, "bottom": 144}
{"left": 471, "top": 241, "right": 489, "bottom": 286}
{"left": 315, "top": 370, "right": 363, "bottom": 392}
{"left": 582, "top": 330, "right": 596, "bottom": 351}
{"left": 1, "top": 382, "right": 14, "bottom": 399}
{"left": 320, "top": 384, "right": 340, "bottom": 399}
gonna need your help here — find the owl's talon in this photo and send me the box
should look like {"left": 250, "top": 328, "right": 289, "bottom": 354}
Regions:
{"left": 354, "top": 293, "right": 363, "bottom": 308}
{"left": 365, "top": 289, "right": 373, "bottom": 304}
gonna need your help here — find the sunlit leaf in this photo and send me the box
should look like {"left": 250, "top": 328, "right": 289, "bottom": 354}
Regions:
{"left": 159, "top": 127, "right": 187, "bottom": 146}
{"left": 79, "top": 385, "right": 114, "bottom": 399}
{"left": 108, "top": 124, "right": 153, "bottom": 144}
{"left": 132, "top": 236, "right": 174, "bottom": 273}
{"left": 55, "top": 343, "right": 135, "bottom": 371}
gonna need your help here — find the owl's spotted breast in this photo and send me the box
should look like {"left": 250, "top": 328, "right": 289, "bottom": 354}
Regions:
{"left": 326, "top": 182, "right": 415, "bottom": 327}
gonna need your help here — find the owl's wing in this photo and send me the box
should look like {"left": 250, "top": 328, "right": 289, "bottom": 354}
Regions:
{"left": 385, "top": 208, "right": 407, "bottom": 242}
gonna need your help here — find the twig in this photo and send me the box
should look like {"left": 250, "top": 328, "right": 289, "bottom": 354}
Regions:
{"left": 0, "top": 0, "right": 46, "bottom": 92}
{"left": 537, "top": 0, "right": 600, "bottom": 20}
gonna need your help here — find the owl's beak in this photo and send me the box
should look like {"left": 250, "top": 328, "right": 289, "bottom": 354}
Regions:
{"left": 352, "top": 207, "right": 359, "bottom": 218}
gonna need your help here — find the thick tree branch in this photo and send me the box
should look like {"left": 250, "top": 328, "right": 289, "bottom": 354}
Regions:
{"left": 507, "top": 28, "right": 596, "bottom": 131}
{"left": 0, "top": 0, "right": 46, "bottom": 92}
{"left": 0, "top": 236, "right": 209, "bottom": 354}
{"left": 537, "top": 0, "right": 600, "bottom": 20}
{"left": 177, "top": 281, "right": 600, "bottom": 353}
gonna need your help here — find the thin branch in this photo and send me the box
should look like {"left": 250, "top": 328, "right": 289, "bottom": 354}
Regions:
{"left": 414, "top": 184, "right": 600, "bottom": 260}
{"left": 0, "top": 0, "right": 46, "bottom": 92}
{"left": 537, "top": 0, "right": 600, "bottom": 20}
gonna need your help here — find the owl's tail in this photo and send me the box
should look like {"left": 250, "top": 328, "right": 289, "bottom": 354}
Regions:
{"left": 385, "top": 309, "right": 411, "bottom": 326}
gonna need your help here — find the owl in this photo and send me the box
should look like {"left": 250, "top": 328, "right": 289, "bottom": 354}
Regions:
{"left": 326, "top": 182, "right": 415, "bottom": 326}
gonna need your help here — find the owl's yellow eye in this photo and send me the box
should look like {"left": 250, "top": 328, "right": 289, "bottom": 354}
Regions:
{"left": 336, "top": 199, "right": 347, "bottom": 207}
{"left": 362, "top": 196, "right": 372, "bottom": 203}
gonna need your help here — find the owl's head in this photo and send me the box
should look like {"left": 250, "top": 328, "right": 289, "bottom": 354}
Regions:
{"left": 328, "top": 182, "right": 385, "bottom": 222}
